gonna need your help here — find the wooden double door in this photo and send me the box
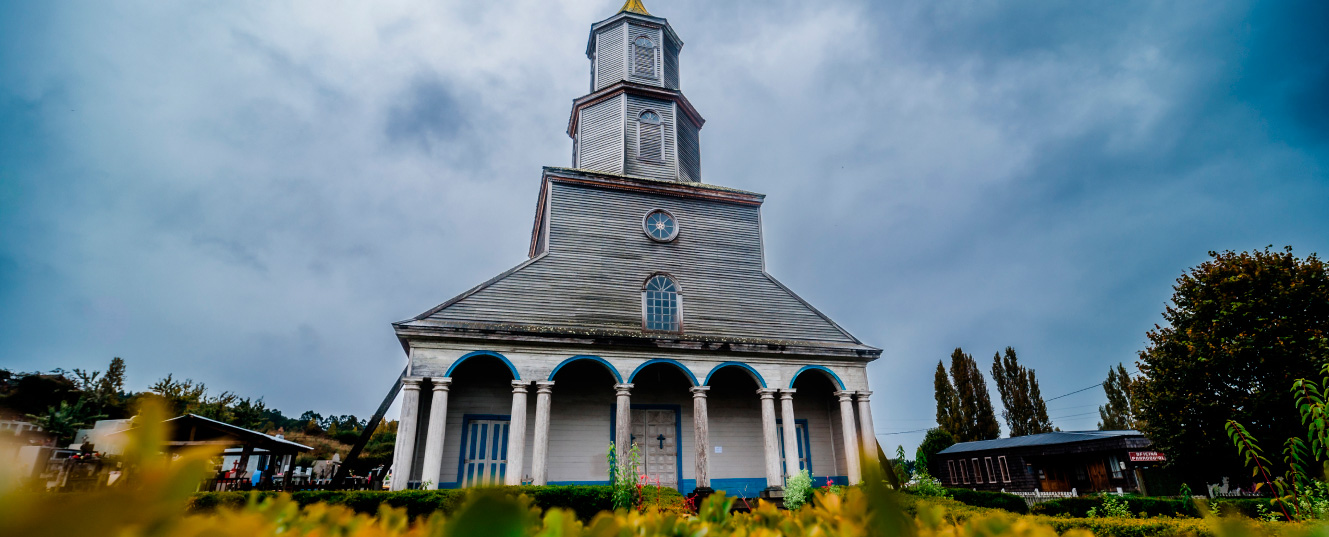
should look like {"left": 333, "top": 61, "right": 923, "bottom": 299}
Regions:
{"left": 629, "top": 408, "right": 678, "bottom": 488}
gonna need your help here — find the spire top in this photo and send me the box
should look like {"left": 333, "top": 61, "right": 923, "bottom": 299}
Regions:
{"left": 618, "top": 0, "right": 651, "bottom": 16}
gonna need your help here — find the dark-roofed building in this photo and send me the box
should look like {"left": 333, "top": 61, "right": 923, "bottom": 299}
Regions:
{"left": 387, "top": 0, "right": 880, "bottom": 498}
{"left": 934, "top": 430, "right": 1160, "bottom": 494}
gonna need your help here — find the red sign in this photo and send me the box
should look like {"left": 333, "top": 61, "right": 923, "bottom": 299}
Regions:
{"left": 1129, "top": 451, "right": 1167, "bottom": 462}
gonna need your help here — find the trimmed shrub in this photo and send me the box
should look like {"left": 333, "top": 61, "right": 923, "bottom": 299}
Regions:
{"left": 188, "top": 486, "right": 611, "bottom": 520}
{"left": 1031, "top": 495, "right": 1195, "bottom": 518}
{"left": 943, "top": 488, "right": 1029, "bottom": 514}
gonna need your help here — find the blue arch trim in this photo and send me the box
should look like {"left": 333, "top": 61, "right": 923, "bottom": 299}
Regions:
{"left": 445, "top": 350, "right": 520, "bottom": 380}
{"left": 788, "top": 365, "right": 844, "bottom": 390}
{"left": 548, "top": 355, "right": 623, "bottom": 383}
{"left": 628, "top": 358, "right": 699, "bottom": 386}
{"left": 703, "top": 361, "right": 767, "bottom": 388}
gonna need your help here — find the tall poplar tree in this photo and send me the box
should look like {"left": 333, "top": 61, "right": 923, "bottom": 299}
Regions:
{"left": 1098, "top": 363, "right": 1138, "bottom": 430}
{"left": 934, "top": 361, "right": 960, "bottom": 434}
{"left": 948, "top": 348, "right": 1001, "bottom": 442}
{"left": 991, "top": 347, "right": 1054, "bottom": 437}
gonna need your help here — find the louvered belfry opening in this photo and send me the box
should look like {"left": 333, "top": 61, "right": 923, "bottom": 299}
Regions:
{"left": 637, "top": 110, "right": 664, "bottom": 162}
{"left": 633, "top": 36, "right": 656, "bottom": 77}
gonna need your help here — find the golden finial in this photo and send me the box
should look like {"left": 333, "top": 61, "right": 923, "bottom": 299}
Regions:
{"left": 618, "top": 0, "right": 651, "bottom": 16}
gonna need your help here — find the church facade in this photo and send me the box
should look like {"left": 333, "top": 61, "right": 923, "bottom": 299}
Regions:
{"left": 389, "top": 0, "right": 881, "bottom": 496}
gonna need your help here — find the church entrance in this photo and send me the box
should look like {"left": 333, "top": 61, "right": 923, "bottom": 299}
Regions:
{"left": 630, "top": 407, "right": 679, "bottom": 488}
{"left": 461, "top": 417, "right": 509, "bottom": 487}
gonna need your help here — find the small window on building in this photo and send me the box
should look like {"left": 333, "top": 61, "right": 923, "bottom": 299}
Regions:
{"left": 959, "top": 461, "right": 969, "bottom": 484}
{"left": 984, "top": 457, "right": 996, "bottom": 483}
{"left": 947, "top": 460, "right": 957, "bottom": 484}
{"left": 998, "top": 456, "right": 1011, "bottom": 483}
{"left": 637, "top": 110, "right": 663, "bottom": 162}
{"left": 972, "top": 458, "right": 983, "bottom": 484}
{"left": 643, "top": 273, "right": 681, "bottom": 332}
{"left": 1108, "top": 455, "right": 1124, "bottom": 479}
{"left": 633, "top": 36, "right": 656, "bottom": 77}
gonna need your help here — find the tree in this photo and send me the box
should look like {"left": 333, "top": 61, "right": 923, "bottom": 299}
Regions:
{"left": 1136, "top": 247, "right": 1329, "bottom": 484}
{"left": 1098, "top": 363, "right": 1139, "bottom": 430}
{"left": 991, "top": 347, "right": 1054, "bottom": 437}
{"left": 943, "top": 348, "right": 1001, "bottom": 442}
{"left": 27, "top": 398, "right": 106, "bottom": 446}
{"left": 916, "top": 427, "right": 955, "bottom": 475}
{"left": 934, "top": 362, "right": 960, "bottom": 435}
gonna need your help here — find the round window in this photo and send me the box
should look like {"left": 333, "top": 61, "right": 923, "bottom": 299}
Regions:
{"left": 643, "top": 209, "right": 678, "bottom": 242}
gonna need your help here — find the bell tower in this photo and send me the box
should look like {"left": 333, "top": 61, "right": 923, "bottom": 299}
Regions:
{"left": 568, "top": 0, "right": 704, "bottom": 183}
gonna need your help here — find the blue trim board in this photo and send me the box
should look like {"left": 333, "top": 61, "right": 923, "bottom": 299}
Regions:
{"left": 548, "top": 355, "right": 622, "bottom": 382}
{"left": 455, "top": 413, "right": 511, "bottom": 488}
{"left": 609, "top": 403, "right": 684, "bottom": 490}
{"left": 628, "top": 359, "right": 698, "bottom": 386}
{"left": 683, "top": 478, "right": 769, "bottom": 498}
{"left": 446, "top": 351, "right": 520, "bottom": 379}
{"left": 788, "top": 365, "right": 845, "bottom": 389}
{"left": 703, "top": 361, "right": 766, "bottom": 388}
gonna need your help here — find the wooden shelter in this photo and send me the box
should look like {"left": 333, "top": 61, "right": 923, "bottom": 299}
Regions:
{"left": 158, "top": 414, "right": 312, "bottom": 489}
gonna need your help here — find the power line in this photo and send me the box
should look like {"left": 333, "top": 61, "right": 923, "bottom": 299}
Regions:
{"left": 1044, "top": 368, "right": 1142, "bottom": 403}
{"left": 877, "top": 428, "right": 931, "bottom": 436}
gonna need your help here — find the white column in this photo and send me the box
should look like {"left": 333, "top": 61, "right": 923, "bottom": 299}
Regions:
{"left": 390, "top": 378, "right": 422, "bottom": 491}
{"left": 505, "top": 380, "right": 531, "bottom": 485}
{"left": 758, "top": 388, "right": 782, "bottom": 489}
{"left": 691, "top": 386, "right": 711, "bottom": 490}
{"left": 419, "top": 378, "right": 451, "bottom": 489}
{"left": 531, "top": 381, "right": 555, "bottom": 485}
{"left": 836, "top": 390, "right": 862, "bottom": 485}
{"left": 779, "top": 389, "right": 799, "bottom": 480}
{"left": 856, "top": 391, "right": 877, "bottom": 473}
{"left": 614, "top": 383, "right": 633, "bottom": 472}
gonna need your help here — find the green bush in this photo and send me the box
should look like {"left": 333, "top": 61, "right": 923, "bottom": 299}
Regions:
{"left": 1032, "top": 495, "right": 1195, "bottom": 518}
{"left": 784, "top": 470, "right": 813, "bottom": 510}
{"left": 188, "top": 485, "right": 614, "bottom": 520}
{"left": 943, "top": 488, "right": 1028, "bottom": 514}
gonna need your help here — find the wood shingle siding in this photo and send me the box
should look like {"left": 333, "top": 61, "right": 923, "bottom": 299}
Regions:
{"left": 409, "top": 176, "right": 861, "bottom": 345}
{"left": 624, "top": 95, "right": 677, "bottom": 181}
{"left": 594, "top": 23, "right": 627, "bottom": 91}
{"left": 577, "top": 96, "right": 625, "bottom": 173}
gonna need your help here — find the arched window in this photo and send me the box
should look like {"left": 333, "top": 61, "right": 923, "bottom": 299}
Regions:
{"left": 643, "top": 274, "right": 681, "bottom": 332}
{"left": 633, "top": 36, "right": 656, "bottom": 77}
{"left": 637, "top": 110, "right": 663, "bottom": 162}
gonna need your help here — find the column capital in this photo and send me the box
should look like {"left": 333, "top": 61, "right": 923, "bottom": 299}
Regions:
{"left": 834, "top": 390, "right": 856, "bottom": 402}
{"left": 402, "top": 377, "right": 423, "bottom": 390}
{"left": 856, "top": 390, "right": 872, "bottom": 400}
{"left": 511, "top": 380, "right": 531, "bottom": 393}
{"left": 757, "top": 388, "right": 778, "bottom": 399}
{"left": 535, "top": 380, "right": 556, "bottom": 394}
{"left": 614, "top": 383, "right": 634, "bottom": 396}
{"left": 779, "top": 389, "right": 796, "bottom": 401}
{"left": 431, "top": 377, "right": 452, "bottom": 391}
{"left": 689, "top": 386, "right": 710, "bottom": 397}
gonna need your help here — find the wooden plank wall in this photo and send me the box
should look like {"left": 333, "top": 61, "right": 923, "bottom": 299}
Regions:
{"left": 663, "top": 36, "right": 680, "bottom": 90}
{"left": 676, "top": 113, "right": 701, "bottom": 182}
{"left": 625, "top": 23, "right": 665, "bottom": 86}
{"left": 594, "top": 23, "right": 627, "bottom": 91}
{"left": 423, "top": 181, "right": 858, "bottom": 343}
{"left": 577, "top": 95, "right": 625, "bottom": 174}
{"left": 623, "top": 95, "right": 677, "bottom": 181}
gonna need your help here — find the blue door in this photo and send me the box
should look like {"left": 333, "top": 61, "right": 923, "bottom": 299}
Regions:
{"left": 777, "top": 421, "right": 811, "bottom": 473}
{"left": 462, "top": 419, "right": 509, "bottom": 487}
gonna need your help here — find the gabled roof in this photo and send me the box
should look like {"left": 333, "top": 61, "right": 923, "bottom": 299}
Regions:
{"left": 938, "top": 430, "right": 1144, "bottom": 455}
{"left": 114, "top": 414, "right": 313, "bottom": 452}
{"left": 394, "top": 168, "right": 880, "bottom": 359}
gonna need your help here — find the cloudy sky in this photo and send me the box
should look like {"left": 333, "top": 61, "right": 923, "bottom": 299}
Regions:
{"left": 2, "top": 0, "right": 1326, "bottom": 453}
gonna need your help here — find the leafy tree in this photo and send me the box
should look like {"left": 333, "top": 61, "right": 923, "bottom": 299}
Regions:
{"left": 0, "top": 371, "right": 79, "bottom": 417}
{"left": 1098, "top": 363, "right": 1139, "bottom": 430}
{"left": 991, "top": 347, "right": 1054, "bottom": 437}
{"left": 27, "top": 398, "right": 106, "bottom": 445}
{"left": 916, "top": 427, "right": 955, "bottom": 475}
{"left": 1136, "top": 247, "right": 1329, "bottom": 484}
{"left": 934, "top": 362, "right": 960, "bottom": 435}
{"left": 944, "top": 348, "right": 1001, "bottom": 442}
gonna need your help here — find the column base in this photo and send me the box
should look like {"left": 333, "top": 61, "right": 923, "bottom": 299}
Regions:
{"left": 688, "top": 486, "right": 715, "bottom": 501}
{"left": 759, "top": 486, "right": 785, "bottom": 500}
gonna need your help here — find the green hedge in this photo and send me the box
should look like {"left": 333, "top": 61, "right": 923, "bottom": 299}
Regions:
{"left": 189, "top": 485, "right": 620, "bottom": 520}
{"left": 1029, "top": 495, "right": 1274, "bottom": 519}
{"left": 942, "top": 488, "right": 1029, "bottom": 514}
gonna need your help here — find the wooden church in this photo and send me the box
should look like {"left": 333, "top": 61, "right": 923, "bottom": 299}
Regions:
{"left": 388, "top": 0, "right": 881, "bottom": 496}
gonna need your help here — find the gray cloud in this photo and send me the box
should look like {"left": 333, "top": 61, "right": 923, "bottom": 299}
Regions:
{"left": 1, "top": 0, "right": 1325, "bottom": 452}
